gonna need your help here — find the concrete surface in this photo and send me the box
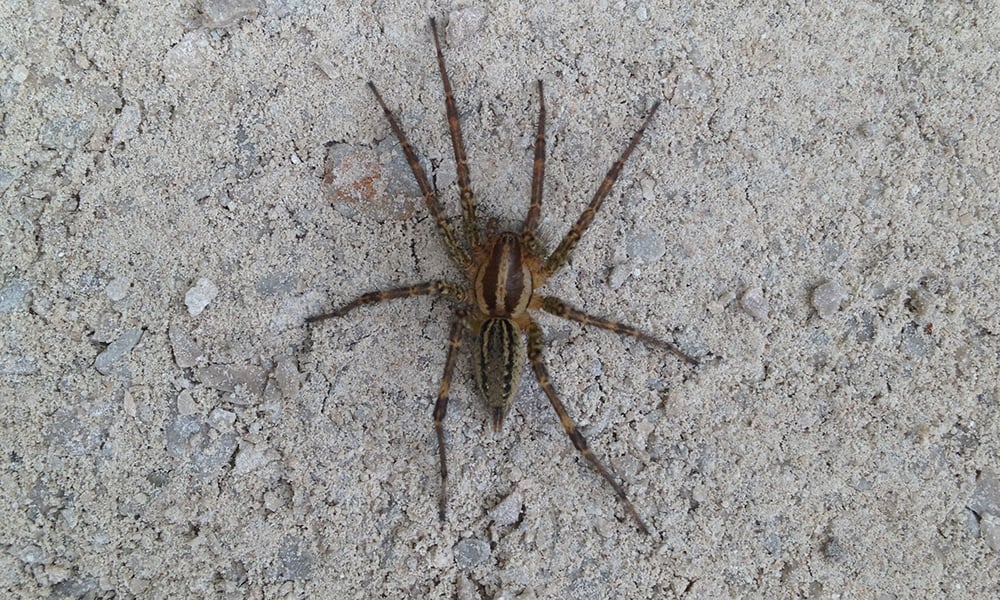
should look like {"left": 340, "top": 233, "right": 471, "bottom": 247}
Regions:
{"left": 1, "top": 1, "right": 998, "bottom": 598}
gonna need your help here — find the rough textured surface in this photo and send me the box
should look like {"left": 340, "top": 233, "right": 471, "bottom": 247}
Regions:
{"left": 1, "top": 1, "right": 998, "bottom": 598}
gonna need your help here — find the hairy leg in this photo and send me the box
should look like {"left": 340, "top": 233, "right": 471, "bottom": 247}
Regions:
{"left": 524, "top": 318, "right": 652, "bottom": 535}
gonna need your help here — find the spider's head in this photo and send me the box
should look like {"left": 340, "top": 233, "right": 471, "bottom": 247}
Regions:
{"left": 474, "top": 318, "right": 526, "bottom": 432}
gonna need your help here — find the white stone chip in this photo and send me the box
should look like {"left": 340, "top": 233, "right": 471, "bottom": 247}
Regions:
{"left": 812, "top": 280, "right": 848, "bottom": 318}
{"left": 740, "top": 286, "right": 769, "bottom": 320}
{"left": 185, "top": 277, "right": 219, "bottom": 316}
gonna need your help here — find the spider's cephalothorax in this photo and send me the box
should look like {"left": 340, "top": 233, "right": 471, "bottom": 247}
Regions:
{"left": 309, "top": 18, "right": 699, "bottom": 535}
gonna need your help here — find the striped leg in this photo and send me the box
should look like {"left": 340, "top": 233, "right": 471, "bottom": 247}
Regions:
{"left": 434, "top": 306, "right": 468, "bottom": 521}
{"left": 525, "top": 318, "right": 652, "bottom": 535}
{"left": 430, "top": 18, "right": 481, "bottom": 250}
{"left": 522, "top": 80, "right": 546, "bottom": 255}
{"left": 537, "top": 296, "right": 699, "bottom": 366}
{"left": 542, "top": 101, "right": 660, "bottom": 277}
{"left": 306, "top": 281, "right": 463, "bottom": 323}
{"left": 367, "top": 82, "right": 471, "bottom": 270}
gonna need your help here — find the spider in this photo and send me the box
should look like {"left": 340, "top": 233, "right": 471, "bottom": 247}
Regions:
{"left": 309, "top": 18, "right": 699, "bottom": 535}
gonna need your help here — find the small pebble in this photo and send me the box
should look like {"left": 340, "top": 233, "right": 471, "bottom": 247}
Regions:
{"left": 111, "top": 105, "right": 141, "bottom": 144}
{"left": 38, "top": 113, "right": 96, "bottom": 151}
{"left": 981, "top": 514, "right": 1000, "bottom": 552}
{"left": 169, "top": 324, "right": 204, "bottom": 368}
{"left": 969, "top": 469, "right": 1000, "bottom": 518}
{"left": 708, "top": 290, "right": 736, "bottom": 316}
{"left": 273, "top": 356, "right": 302, "bottom": 398}
{"left": 94, "top": 328, "right": 143, "bottom": 376}
{"left": 255, "top": 272, "right": 295, "bottom": 296}
{"left": 0, "top": 169, "right": 17, "bottom": 192}
{"left": 639, "top": 177, "right": 656, "bottom": 202}
{"left": 263, "top": 490, "right": 283, "bottom": 512}
{"left": 61, "top": 506, "right": 78, "bottom": 529}
{"left": 608, "top": 263, "right": 634, "bottom": 289}
{"left": 0, "top": 278, "right": 31, "bottom": 313}
{"left": 588, "top": 358, "right": 603, "bottom": 378}
{"left": 162, "top": 31, "right": 211, "bottom": 85}
{"left": 208, "top": 406, "right": 236, "bottom": 431}
{"left": 104, "top": 276, "right": 130, "bottom": 302}
{"left": 233, "top": 444, "right": 268, "bottom": 475}
{"left": 128, "top": 577, "right": 150, "bottom": 596}
{"left": 202, "top": 0, "right": 258, "bottom": 28}
{"left": 487, "top": 490, "right": 523, "bottom": 527}
{"left": 12, "top": 64, "right": 29, "bottom": 83}
{"left": 812, "top": 280, "right": 848, "bottom": 318}
{"left": 195, "top": 364, "right": 266, "bottom": 397}
{"left": 822, "top": 536, "right": 848, "bottom": 563}
{"left": 740, "top": 286, "right": 769, "bottom": 320}
{"left": 92, "top": 531, "right": 111, "bottom": 545}
{"left": 122, "top": 390, "right": 137, "bottom": 417}
{"left": 176, "top": 390, "right": 198, "bottom": 416}
{"left": 20, "top": 544, "right": 47, "bottom": 564}
{"left": 45, "top": 564, "right": 71, "bottom": 584}
{"left": 900, "top": 322, "right": 933, "bottom": 357}
{"left": 193, "top": 433, "right": 238, "bottom": 479}
{"left": 626, "top": 231, "right": 666, "bottom": 264}
{"left": 273, "top": 538, "right": 313, "bottom": 581}
{"left": 165, "top": 415, "right": 202, "bottom": 459}
{"left": 184, "top": 277, "right": 218, "bottom": 316}
{"left": 445, "top": 7, "right": 487, "bottom": 46}
{"left": 456, "top": 575, "right": 477, "bottom": 600}
{"left": 453, "top": 538, "right": 490, "bottom": 569}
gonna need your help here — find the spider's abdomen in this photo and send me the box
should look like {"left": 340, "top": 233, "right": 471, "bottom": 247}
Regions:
{"left": 474, "top": 317, "right": 526, "bottom": 431}
{"left": 474, "top": 232, "right": 533, "bottom": 317}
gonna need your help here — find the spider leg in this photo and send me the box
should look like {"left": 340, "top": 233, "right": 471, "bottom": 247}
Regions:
{"left": 430, "top": 18, "right": 481, "bottom": 250}
{"left": 541, "top": 100, "right": 660, "bottom": 278}
{"left": 536, "top": 295, "right": 699, "bottom": 366}
{"left": 367, "top": 81, "right": 472, "bottom": 270}
{"left": 434, "top": 306, "right": 468, "bottom": 522}
{"left": 522, "top": 80, "right": 546, "bottom": 254}
{"left": 525, "top": 318, "right": 652, "bottom": 535}
{"left": 306, "top": 281, "right": 464, "bottom": 323}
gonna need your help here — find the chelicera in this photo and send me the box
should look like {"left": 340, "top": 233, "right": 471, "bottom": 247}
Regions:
{"left": 309, "top": 18, "right": 699, "bottom": 534}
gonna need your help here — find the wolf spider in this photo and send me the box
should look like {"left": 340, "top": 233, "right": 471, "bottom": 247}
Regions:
{"left": 309, "top": 18, "right": 699, "bottom": 535}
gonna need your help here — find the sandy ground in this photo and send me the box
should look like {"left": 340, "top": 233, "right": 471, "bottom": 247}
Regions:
{"left": 2, "top": 1, "right": 998, "bottom": 598}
